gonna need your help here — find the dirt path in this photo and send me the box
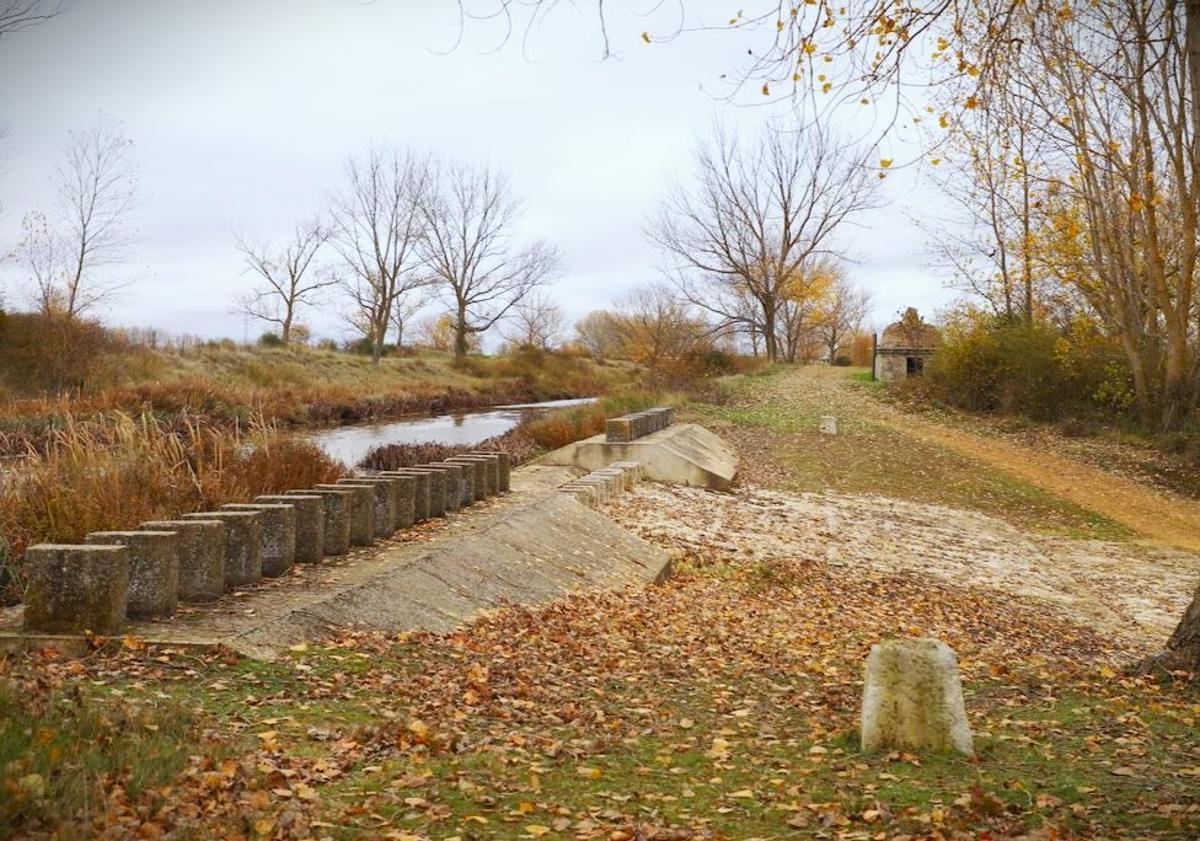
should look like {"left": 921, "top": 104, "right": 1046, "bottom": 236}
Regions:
{"left": 752, "top": 366, "right": 1200, "bottom": 554}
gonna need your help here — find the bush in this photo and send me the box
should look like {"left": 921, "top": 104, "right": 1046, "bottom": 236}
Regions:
{"left": 925, "top": 313, "right": 1128, "bottom": 422}
{"left": 257, "top": 331, "right": 284, "bottom": 347}
{"left": 0, "top": 312, "right": 119, "bottom": 394}
{"left": 833, "top": 355, "right": 852, "bottom": 367}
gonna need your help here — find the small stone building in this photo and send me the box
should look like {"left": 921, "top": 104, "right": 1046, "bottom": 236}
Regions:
{"left": 874, "top": 308, "right": 940, "bottom": 382}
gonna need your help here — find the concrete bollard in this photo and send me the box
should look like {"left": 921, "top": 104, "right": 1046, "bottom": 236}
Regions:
{"left": 385, "top": 468, "right": 445, "bottom": 518}
{"left": 383, "top": 473, "right": 417, "bottom": 529}
{"left": 819, "top": 415, "right": 838, "bottom": 435}
{"left": 289, "top": 488, "right": 350, "bottom": 556}
{"left": 472, "top": 451, "right": 510, "bottom": 492}
{"left": 183, "top": 511, "right": 262, "bottom": 588}
{"left": 444, "top": 458, "right": 485, "bottom": 502}
{"left": 417, "top": 464, "right": 464, "bottom": 512}
{"left": 255, "top": 494, "right": 324, "bottom": 563}
{"left": 221, "top": 503, "right": 297, "bottom": 577}
{"left": 610, "top": 461, "right": 644, "bottom": 484}
{"left": 22, "top": 544, "right": 130, "bottom": 635}
{"left": 861, "top": 638, "right": 974, "bottom": 756}
{"left": 85, "top": 531, "right": 179, "bottom": 618}
{"left": 315, "top": 483, "right": 374, "bottom": 546}
{"left": 382, "top": 470, "right": 430, "bottom": 522}
{"left": 140, "top": 519, "right": 225, "bottom": 602}
{"left": 337, "top": 477, "right": 397, "bottom": 537}
{"left": 594, "top": 467, "right": 631, "bottom": 493}
{"left": 450, "top": 455, "right": 496, "bottom": 497}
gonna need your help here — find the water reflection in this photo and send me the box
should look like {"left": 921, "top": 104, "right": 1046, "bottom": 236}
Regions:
{"left": 309, "top": 396, "right": 597, "bottom": 467}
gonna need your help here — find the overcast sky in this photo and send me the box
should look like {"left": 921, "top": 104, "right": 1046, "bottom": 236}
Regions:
{"left": 0, "top": 0, "right": 951, "bottom": 342}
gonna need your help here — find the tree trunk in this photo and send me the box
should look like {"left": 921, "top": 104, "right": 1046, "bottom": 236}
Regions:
{"left": 1135, "top": 581, "right": 1200, "bottom": 674}
{"left": 453, "top": 304, "right": 470, "bottom": 365}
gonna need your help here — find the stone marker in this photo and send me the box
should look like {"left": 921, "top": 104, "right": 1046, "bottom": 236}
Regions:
{"left": 289, "top": 488, "right": 350, "bottom": 556}
{"left": 85, "top": 530, "right": 179, "bottom": 618}
{"left": 22, "top": 544, "right": 129, "bottom": 635}
{"left": 860, "top": 638, "right": 974, "bottom": 756}
{"left": 316, "top": 483, "right": 374, "bottom": 546}
{"left": 221, "top": 503, "right": 297, "bottom": 577}
{"left": 444, "top": 458, "right": 485, "bottom": 502}
{"left": 337, "top": 477, "right": 396, "bottom": 537}
{"left": 255, "top": 494, "right": 324, "bottom": 563}
{"left": 819, "top": 415, "right": 838, "bottom": 435}
{"left": 140, "top": 519, "right": 225, "bottom": 602}
{"left": 382, "top": 470, "right": 430, "bottom": 522}
{"left": 183, "top": 511, "right": 262, "bottom": 588}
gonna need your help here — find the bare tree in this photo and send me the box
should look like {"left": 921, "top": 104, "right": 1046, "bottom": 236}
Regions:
{"left": 650, "top": 121, "right": 878, "bottom": 363}
{"left": 9, "top": 118, "right": 138, "bottom": 318}
{"left": 328, "top": 147, "right": 431, "bottom": 364}
{"left": 502, "top": 289, "right": 564, "bottom": 350}
{"left": 420, "top": 161, "right": 561, "bottom": 363}
{"left": 612, "top": 283, "right": 705, "bottom": 369}
{"left": 235, "top": 217, "right": 332, "bottom": 344}
{"left": 818, "top": 271, "right": 871, "bottom": 364}
{"left": 0, "top": 0, "right": 64, "bottom": 40}
{"left": 390, "top": 290, "right": 424, "bottom": 351}
{"left": 573, "top": 309, "right": 622, "bottom": 360}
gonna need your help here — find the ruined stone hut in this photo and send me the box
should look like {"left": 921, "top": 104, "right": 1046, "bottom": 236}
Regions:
{"left": 874, "top": 308, "right": 940, "bottom": 382}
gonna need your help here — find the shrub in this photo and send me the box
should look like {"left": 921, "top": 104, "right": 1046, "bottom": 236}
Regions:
{"left": 257, "top": 331, "right": 284, "bottom": 347}
{"left": 833, "top": 355, "right": 852, "bottom": 367}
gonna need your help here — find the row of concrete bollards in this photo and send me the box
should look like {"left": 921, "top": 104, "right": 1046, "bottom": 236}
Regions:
{"left": 21, "top": 451, "right": 512, "bottom": 637}
{"left": 604, "top": 407, "right": 675, "bottom": 443}
{"left": 557, "top": 461, "right": 643, "bottom": 509}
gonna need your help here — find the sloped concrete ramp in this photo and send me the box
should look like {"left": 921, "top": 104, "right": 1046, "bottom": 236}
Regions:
{"left": 0, "top": 466, "right": 671, "bottom": 659}
{"left": 539, "top": 423, "right": 738, "bottom": 490}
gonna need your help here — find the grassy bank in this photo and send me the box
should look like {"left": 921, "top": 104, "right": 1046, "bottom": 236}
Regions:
{"left": 0, "top": 344, "right": 644, "bottom": 457}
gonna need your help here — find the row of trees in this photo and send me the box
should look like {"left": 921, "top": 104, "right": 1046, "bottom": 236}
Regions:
{"left": 238, "top": 148, "right": 559, "bottom": 364}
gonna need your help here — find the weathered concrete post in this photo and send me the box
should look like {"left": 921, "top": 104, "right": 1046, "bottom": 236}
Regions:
{"left": 337, "top": 477, "right": 397, "bottom": 537}
{"left": 417, "top": 463, "right": 464, "bottom": 512}
{"left": 221, "top": 503, "right": 297, "bottom": 577}
{"left": 473, "top": 451, "right": 510, "bottom": 492}
{"left": 444, "top": 458, "right": 485, "bottom": 502}
{"left": 384, "top": 473, "right": 416, "bottom": 529}
{"left": 183, "top": 510, "right": 263, "bottom": 588}
{"left": 85, "top": 531, "right": 180, "bottom": 618}
{"left": 254, "top": 494, "right": 324, "bottom": 563}
{"left": 381, "top": 470, "right": 430, "bottom": 522}
{"left": 289, "top": 488, "right": 351, "bottom": 556}
{"left": 449, "top": 455, "right": 496, "bottom": 497}
{"left": 860, "top": 638, "right": 974, "bottom": 756}
{"left": 315, "top": 483, "right": 374, "bottom": 546}
{"left": 383, "top": 469, "right": 444, "bottom": 517}
{"left": 22, "top": 544, "right": 129, "bottom": 635}
{"left": 819, "top": 416, "right": 838, "bottom": 435}
{"left": 139, "top": 519, "right": 225, "bottom": 602}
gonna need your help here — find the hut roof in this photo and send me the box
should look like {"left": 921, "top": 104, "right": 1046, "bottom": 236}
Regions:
{"left": 879, "top": 308, "right": 940, "bottom": 349}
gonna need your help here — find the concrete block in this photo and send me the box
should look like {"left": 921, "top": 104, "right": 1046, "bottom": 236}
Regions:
{"left": 594, "top": 467, "right": 631, "bottom": 493}
{"left": 183, "top": 511, "right": 262, "bottom": 588}
{"left": 610, "top": 461, "right": 644, "bottom": 483}
{"left": 382, "top": 470, "right": 430, "bottom": 521}
{"left": 255, "top": 494, "right": 324, "bottom": 563}
{"left": 337, "top": 477, "right": 396, "bottom": 537}
{"left": 140, "top": 519, "right": 225, "bottom": 601}
{"left": 22, "top": 544, "right": 129, "bottom": 635}
{"left": 820, "top": 415, "right": 838, "bottom": 435}
{"left": 606, "top": 417, "right": 632, "bottom": 443}
{"left": 315, "top": 483, "right": 374, "bottom": 546}
{"left": 861, "top": 638, "right": 974, "bottom": 756}
{"left": 222, "top": 503, "right": 296, "bottom": 577}
{"left": 472, "top": 451, "right": 510, "bottom": 492}
{"left": 453, "top": 455, "right": 497, "bottom": 496}
{"left": 385, "top": 474, "right": 416, "bottom": 529}
{"left": 388, "top": 469, "right": 444, "bottom": 517}
{"left": 290, "top": 488, "right": 350, "bottom": 556}
{"left": 444, "top": 458, "right": 485, "bottom": 502}
{"left": 85, "top": 530, "right": 179, "bottom": 618}
{"left": 418, "top": 464, "right": 464, "bottom": 512}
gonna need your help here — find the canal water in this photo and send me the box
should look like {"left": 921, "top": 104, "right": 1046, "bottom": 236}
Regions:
{"left": 309, "top": 396, "right": 596, "bottom": 466}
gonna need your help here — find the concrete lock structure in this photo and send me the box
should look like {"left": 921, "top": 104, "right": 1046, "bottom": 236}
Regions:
{"left": 444, "top": 458, "right": 485, "bottom": 502}
{"left": 221, "top": 503, "right": 297, "bottom": 577}
{"left": 337, "top": 477, "right": 397, "bottom": 537}
{"left": 184, "top": 510, "right": 263, "bottom": 588}
{"left": 22, "top": 544, "right": 130, "bottom": 635}
{"left": 290, "top": 488, "right": 351, "bottom": 556}
{"left": 139, "top": 519, "right": 225, "bottom": 602}
{"left": 85, "top": 530, "right": 180, "bottom": 619}
{"left": 316, "top": 483, "right": 374, "bottom": 546}
{"left": 382, "top": 470, "right": 430, "bottom": 522}
{"left": 255, "top": 494, "right": 324, "bottom": 563}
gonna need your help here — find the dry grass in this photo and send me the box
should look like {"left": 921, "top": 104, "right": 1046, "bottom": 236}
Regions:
{"left": 0, "top": 412, "right": 346, "bottom": 599}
